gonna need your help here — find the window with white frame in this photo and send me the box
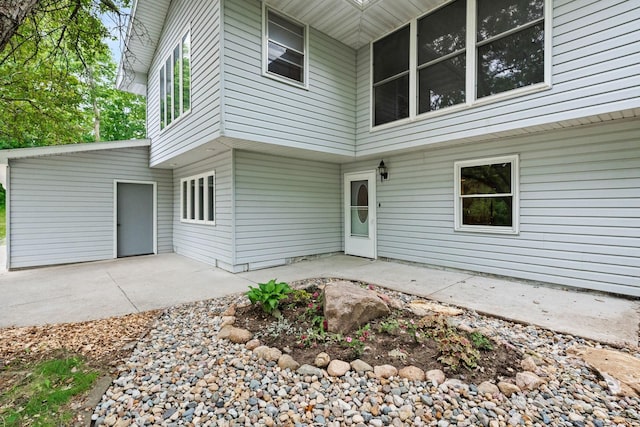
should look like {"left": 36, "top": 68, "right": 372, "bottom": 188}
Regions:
{"left": 264, "top": 8, "right": 308, "bottom": 86}
{"left": 372, "top": 0, "right": 548, "bottom": 127}
{"left": 454, "top": 155, "right": 519, "bottom": 234}
{"left": 160, "top": 31, "right": 191, "bottom": 130}
{"left": 181, "top": 172, "right": 215, "bottom": 224}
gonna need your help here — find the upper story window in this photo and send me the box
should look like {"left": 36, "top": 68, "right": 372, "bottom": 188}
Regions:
{"left": 454, "top": 155, "right": 519, "bottom": 234}
{"left": 373, "top": 26, "right": 410, "bottom": 126}
{"left": 181, "top": 171, "right": 215, "bottom": 224}
{"left": 263, "top": 8, "right": 308, "bottom": 87}
{"left": 160, "top": 31, "right": 191, "bottom": 130}
{"left": 372, "top": 0, "right": 548, "bottom": 128}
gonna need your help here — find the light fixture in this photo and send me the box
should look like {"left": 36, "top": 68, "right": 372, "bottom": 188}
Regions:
{"left": 378, "top": 160, "right": 388, "bottom": 182}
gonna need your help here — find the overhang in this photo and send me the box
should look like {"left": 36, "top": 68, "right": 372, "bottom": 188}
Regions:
{"left": 0, "top": 139, "right": 151, "bottom": 163}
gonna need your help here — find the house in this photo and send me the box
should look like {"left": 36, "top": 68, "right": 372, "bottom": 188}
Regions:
{"left": 1, "top": 0, "right": 638, "bottom": 297}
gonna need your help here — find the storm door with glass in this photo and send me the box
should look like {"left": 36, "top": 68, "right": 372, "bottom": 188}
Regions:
{"left": 344, "top": 171, "right": 377, "bottom": 258}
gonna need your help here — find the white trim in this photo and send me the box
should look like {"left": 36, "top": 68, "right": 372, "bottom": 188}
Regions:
{"left": 159, "top": 28, "right": 192, "bottom": 133}
{"left": 0, "top": 139, "right": 150, "bottom": 162}
{"left": 262, "top": 4, "right": 310, "bottom": 90}
{"left": 4, "top": 165, "right": 10, "bottom": 270}
{"left": 180, "top": 170, "right": 216, "bottom": 225}
{"left": 113, "top": 180, "right": 158, "bottom": 258}
{"left": 454, "top": 154, "right": 520, "bottom": 235}
{"left": 370, "top": 0, "right": 552, "bottom": 132}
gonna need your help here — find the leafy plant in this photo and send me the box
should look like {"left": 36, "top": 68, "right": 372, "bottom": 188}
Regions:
{"left": 342, "top": 324, "right": 373, "bottom": 357}
{"left": 420, "top": 314, "right": 480, "bottom": 371}
{"left": 246, "top": 279, "right": 293, "bottom": 315}
{"left": 378, "top": 318, "right": 400, "bottom": 334}
{"left": 470, "top": 331, "right": 494, "bottom": 351}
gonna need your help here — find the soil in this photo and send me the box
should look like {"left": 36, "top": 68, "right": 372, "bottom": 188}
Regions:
{"left": 234, "top": 280, "right": 522, "bottom": 385}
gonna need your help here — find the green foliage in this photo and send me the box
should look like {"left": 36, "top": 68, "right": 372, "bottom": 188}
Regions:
{"left": 378, "top": 317, "right": 401, "bottom": 334}
{"left": 0, "top": 203, "right": 5, "bottom": 240}
{"left": 470, "top": 331, "right": 494, "bottom": 351}
{"left": 420, "top": 315, "right": 480, "bottom": 371}
{"left": 246, "top": 279, "right": 293, "bottom": 315}
{"left": 0, "top": 355, "right": 99, "bottom": 426}
{"left": 342, "top": 324, "right": 373, "bottom": 357}
{"left": 0, "top": 1, "right": 145, "bottom": 148}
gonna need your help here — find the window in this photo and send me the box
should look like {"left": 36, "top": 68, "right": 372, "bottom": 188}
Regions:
{"left": 373, "top": 26, "right": 410, "bottom": 126}
{"left": 180, "top": 171, "right": 215, "bottom": 224}
{"left": 372, "top": 0, "right": 548, "bottom": 127}
{"left": 264, "top": 8, "right": 308, "bottom": 86}
{"left": 160, "top": 31, "right": 191, "bottom": 130}
{"left": 455, "top": 155, "right": 519, "bottom": 234}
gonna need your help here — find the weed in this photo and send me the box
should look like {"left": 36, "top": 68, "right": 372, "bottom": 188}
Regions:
{"left": 470, "top": 331, "right": 494, "bottom": 351}
{"left": 0, "top": 355, "right": 98, "bottom": 426}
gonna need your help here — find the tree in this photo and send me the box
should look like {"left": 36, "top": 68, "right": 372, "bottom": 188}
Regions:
{"left": 0, "top": 0, "right": 145, "bottom": 147}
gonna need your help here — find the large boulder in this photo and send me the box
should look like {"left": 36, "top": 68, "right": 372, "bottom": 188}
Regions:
{"left": 323, "top": 281, "right": 390, "bottom": 334}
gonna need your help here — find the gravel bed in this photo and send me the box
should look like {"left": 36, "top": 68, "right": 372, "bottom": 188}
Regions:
{"left": 92, "top": 282, "right": 640, "bottom": 427}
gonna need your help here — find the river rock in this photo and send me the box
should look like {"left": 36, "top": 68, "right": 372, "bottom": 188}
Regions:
{"left": 516, "top": 371, "right": 544, "bottom": 390}
{"left": 426, "top": 369, "right": 446, "bottom": 385}
{"left": 497, "top": 381, "right": 521, "bottom": 397}
{"left": 217, "top": 325, "right": 253, "bottom": 343}
{"left": 374, "top": 364, "right": 397, "bottom": 379}
{"left": 398, "top": 366, "right": 426, "bottom": 381}
{"left": 350, "top": 359, "right": 373, "bottom": 373}
{"left": 278, "top": 355, "right": 300, "bottom": 371}
{"left": 478, "top": 381, "right": 499, "bottom": 396}
{"left": 253, "top": 346, "right": 282, "bottom": 362}
{"left": 327, "top": 359, "right": 350, "bottom": 377}
{"left": 314, "top": 352, "right": 331, "bottom": 368}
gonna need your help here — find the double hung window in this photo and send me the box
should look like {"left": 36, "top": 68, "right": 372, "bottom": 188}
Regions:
{"left": 160, "top": 31, "right": 191, "bottom": 130}
{"left": 181, "top": 172, "right": 215, "bottom": 224}
{"left": 264, "top": 9, "right": 308, "bottom": 87}
{"left": 372, "top": 0, "right": 547, "bottom": 127}
{"left": 454, "top": 155, "right": 519, "bottom": 234}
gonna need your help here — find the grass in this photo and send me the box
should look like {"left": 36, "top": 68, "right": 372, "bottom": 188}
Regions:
{"left": 0, "top": 204, "right": 5, "bottom": 240}
{"left": 0, "top": 355, "right": 99, "bottom": 427}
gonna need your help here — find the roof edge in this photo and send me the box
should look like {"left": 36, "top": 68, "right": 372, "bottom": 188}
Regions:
{"left": 0, "top": 139, "right": 151, "bottom": 163}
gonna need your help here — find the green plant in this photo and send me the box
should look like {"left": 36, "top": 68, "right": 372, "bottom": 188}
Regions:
{"left": 342, "top": 324, "right": 373, "bottom": 357}
{"left": 0, "top": 355, "right": 98, "bottom": 426}
{"left": 246, "top": 279, "right": 293, "bottom": 315}
{"left": 420, "top": 314, "right": 480, "bottom": 371}
{"left": 378, "top": 318, "right": 400, "bottom": 334}
{"left": 470, "top": 331, "right": 494, "bottom": 351}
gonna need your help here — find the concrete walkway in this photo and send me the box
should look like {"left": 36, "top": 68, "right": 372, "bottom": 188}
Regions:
{"left": 0, "top": 253, "right": 637, "bottom": 347}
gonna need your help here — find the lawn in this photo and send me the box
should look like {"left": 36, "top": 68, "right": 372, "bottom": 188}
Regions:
{"left": 0, "top": 204, "right": 5, "bottom": 240}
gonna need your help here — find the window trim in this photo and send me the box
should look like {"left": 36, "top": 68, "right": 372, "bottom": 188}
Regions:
{"left": 180, "top": 171, "right": 215, "bottom": 225}
{"left": 262, "top": 4, "right": 309, "bottom": 89}
{"left": 160, "top": 29, "right": 191, "bottom": 132}
{"left": 370, "top": 0, "right": 552, "bottom": 131}
{"left": 454, "top": 154, "right": 519, "bottom": 235}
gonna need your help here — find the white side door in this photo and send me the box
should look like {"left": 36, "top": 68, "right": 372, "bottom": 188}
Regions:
{"left": 344, "top": 171, "right": 377, "bottom": 258}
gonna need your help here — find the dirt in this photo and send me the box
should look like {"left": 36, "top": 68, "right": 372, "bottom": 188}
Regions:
{"left": 234, "top": 281, "right": 522, "bottom": 385}
{"left": 0, "top": 310, "right": 160, "bottom": 426}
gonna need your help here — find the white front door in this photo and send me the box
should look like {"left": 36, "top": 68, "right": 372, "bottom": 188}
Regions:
{"left": 344, "top": 171, "right": 376, "bottom": 258}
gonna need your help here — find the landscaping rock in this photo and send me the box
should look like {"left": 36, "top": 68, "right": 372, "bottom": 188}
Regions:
{"left": 350, "top": 359, "right": 373, "bottom": 373}
{"left": 220, "top": 316, "right": 236, "bottom": 327}
{"left": 520, "top": 356, "right": 537, "bottom": 372}
{"left": 217, "top": 325, "right": 252, "bottom": 343}
{"left": 327, "top": 359, "right": 351, "bottom": 377}
{"left": 426, "top": 369, "right": 446, "bottom": 385}
{"left": 477, "top": 381, "right": 499, "bottom": 396}
{"left": 398, "top": 365, "right": 426, "bottom": 381}
{"left": 297, "top": 364, "right": 324, "bottom": 378}
{"left": 314, "top": 352, "right": 331, "bottom": 368}
{"left": 497, "top": 381, "right": 521, "bottom": 397}
{"left": 568, "top": 346, "right": 640, "bottom": 397}
{"left": 278, "top": 354, "right": 300, "bottom": 371}
{"left": 245, "top": 339, "right": 261, "bottom": 350}
{"left": 253, "top": 346, "right": 282, "bottom": 362}
{"left": 407, "top": 299, "right": 463, "bottom": 317}
{"left": 323, "top": 281, "right": 390, "bottom": 334}
{"left": 373, "top": 364, "right": 397, "bottom": 379}
{"left": 515, "top": 371, "right": 544, "bottom": 390}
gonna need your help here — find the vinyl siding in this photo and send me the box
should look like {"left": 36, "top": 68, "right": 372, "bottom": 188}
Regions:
{"left": 355, "top": 0, "right": 640, "bottom": 156}
{"left": 147, "top": 0, "right": 222, "bottom": 166}
{"left": 9, "top": 147, "right": 173, "bottom": 269}
{"left": 234, "top": 151, "right": 342, "bottom": 268}
{"left": 222, "top": 0, "right": 356, "bottom": 157}
{"left": 172, "top": 150, "right": 233, "bottom": 268}
{"left": 343, "top": 119, "right": 640, "bottom": 296}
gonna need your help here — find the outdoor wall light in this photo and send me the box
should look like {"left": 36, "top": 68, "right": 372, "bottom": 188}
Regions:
{"left": 378, "top": 160, "right": 388, "bottom": 182}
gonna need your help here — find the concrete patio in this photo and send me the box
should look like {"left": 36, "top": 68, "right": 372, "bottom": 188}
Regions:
{"left": 0, "top": 253, "right": 637, "bottom": 347}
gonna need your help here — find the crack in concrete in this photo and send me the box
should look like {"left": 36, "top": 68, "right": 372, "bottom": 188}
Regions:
{"left": 107, "top": 272, "right": 140, "bottom": 313}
